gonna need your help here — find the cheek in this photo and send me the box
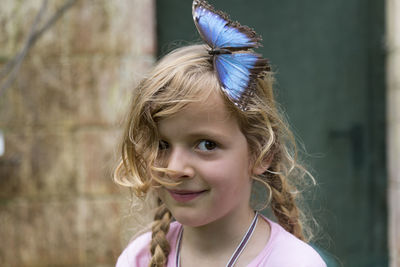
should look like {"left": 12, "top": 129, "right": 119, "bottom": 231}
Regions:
{"left": 202, "top": 158, "right": 252, "bottom": 188}
{"left": 210, "top": 168, "right": 252, "bottom": 209}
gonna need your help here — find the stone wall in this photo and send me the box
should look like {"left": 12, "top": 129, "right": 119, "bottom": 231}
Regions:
{"left": 0, "top": 0, "right": 155, "bottom": 266}
{"left": 387, "top": 0, "right": 400, "bottom": 266}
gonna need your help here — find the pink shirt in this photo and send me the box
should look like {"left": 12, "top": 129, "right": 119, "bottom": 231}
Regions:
{"left": 116, "top": 216, "right": 327, "bottom": 267}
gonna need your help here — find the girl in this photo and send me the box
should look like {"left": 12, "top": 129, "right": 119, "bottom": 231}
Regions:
{"left": 114, "top": 1, "right": 326, "bottom": 266}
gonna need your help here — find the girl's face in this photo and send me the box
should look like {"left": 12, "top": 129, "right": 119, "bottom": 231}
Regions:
{"left": 156, "top": 91, "right": 258, "bottom": 227}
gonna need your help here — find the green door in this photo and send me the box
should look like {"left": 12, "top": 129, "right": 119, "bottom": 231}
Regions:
{"left": 156, "top": 1, "right": 387, "bottom": 266}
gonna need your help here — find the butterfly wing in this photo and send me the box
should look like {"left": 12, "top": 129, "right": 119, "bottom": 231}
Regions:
{"left": 192, "top": 0, "right": 261, "bottom": 49}
{"left": 214, "top": 53, "right": 269, "bottom": 108}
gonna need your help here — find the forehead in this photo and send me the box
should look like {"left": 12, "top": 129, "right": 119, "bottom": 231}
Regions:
{"left": 157, "top": 91, "right": 240, "bottom": 136}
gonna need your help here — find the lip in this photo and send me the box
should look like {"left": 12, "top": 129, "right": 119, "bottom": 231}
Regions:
{"left": 167, "top": 189, "right": 208, "bottom": 203}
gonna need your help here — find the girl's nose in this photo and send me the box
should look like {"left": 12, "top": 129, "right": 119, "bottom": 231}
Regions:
{"left": 166, "top": 147, "right": 194, "bottom": 180}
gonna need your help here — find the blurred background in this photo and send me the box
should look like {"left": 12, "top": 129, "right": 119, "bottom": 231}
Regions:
{"left": 0, "top": 0, "right": 398, "bottom": 266}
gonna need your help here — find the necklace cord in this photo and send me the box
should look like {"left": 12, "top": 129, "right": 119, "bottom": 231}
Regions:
{"left": 175, "top": 212, "right": 260, "bottom": 267}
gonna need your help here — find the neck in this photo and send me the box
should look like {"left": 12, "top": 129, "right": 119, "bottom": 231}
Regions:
{"left": 182, "top": 207, "right": 255, "bottom": 254}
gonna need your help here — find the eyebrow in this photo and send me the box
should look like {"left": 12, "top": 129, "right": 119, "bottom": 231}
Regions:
{"left": 159, "top": 129, "right": 230, "bottom": 140}
{"left": 184, "top": 130, "right": 230, "bottom": 141}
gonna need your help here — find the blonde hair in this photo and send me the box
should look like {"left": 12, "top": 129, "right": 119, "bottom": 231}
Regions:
{"left": 114, "top": 44, "right": 314, "bottom": 267}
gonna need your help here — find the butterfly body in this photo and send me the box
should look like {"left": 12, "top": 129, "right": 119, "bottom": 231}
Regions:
{"left": 192, "top": 0, "right": 270, "bottom": 110}
{"left": 208, "top": 48, "right": 232, "bottom": 55}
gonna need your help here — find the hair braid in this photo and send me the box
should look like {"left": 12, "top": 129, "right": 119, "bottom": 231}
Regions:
{"left": 267, "top": 168, "right": 305, "bottom": 241}
{"left": 149, "top": 203, "right": 173, "bottom": 267}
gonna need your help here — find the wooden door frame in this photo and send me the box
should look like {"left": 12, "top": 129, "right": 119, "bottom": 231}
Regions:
{"left": 386, "top": 0, "right": 400, "bottom": 266}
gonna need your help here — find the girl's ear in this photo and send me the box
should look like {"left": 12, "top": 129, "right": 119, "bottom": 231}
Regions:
{"left": 252, "top": 154, "right": 274, "bottom": 175}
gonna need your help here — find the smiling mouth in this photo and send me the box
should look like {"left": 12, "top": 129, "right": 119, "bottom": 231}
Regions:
{"left": 167, "top": 189, "right": 208, "bottom": 202}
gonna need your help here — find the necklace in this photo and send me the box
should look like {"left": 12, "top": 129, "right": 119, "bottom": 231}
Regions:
{"left": 175, "top": 212, "right": 259, "bottom": 267}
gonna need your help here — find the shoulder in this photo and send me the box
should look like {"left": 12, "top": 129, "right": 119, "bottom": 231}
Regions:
{"left": 252, "top": 218, "right": 327, "bottom": 267}
{"left": 116, "top": 221, "right": 181, "bottom": 267}
{"left": 115, "top": 230, "right": 152, "bottom": 267}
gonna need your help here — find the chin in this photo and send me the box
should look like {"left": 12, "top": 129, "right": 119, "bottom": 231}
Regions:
{"left": 170, "top": 209, "right": 210, "bottom": 227}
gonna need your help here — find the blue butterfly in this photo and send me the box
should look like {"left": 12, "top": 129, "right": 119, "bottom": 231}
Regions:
{"left": 192, "top": 0, "right": 270, "bottom": 110}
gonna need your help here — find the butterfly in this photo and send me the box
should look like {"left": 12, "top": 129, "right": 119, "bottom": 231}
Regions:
{"left": 192, "top": 0, "right": 270, "bottom": 110}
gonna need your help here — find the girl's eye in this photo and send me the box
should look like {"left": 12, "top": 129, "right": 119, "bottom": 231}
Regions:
{"left": 197, "top": 140, "right": 217, "bottom": 151}
{"left": 159, "top": 140, "right": 169, "bottom": 150}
